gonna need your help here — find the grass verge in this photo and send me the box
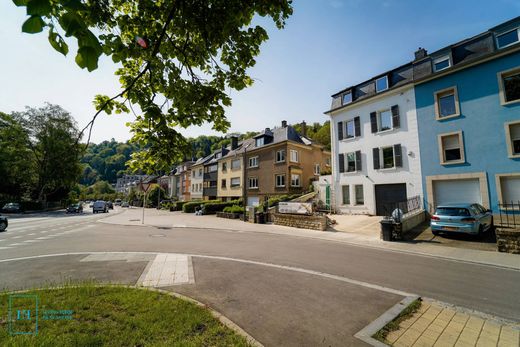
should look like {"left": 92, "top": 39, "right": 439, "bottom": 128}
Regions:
{"left": 0, "top": 284, "right": 251, "bottom": 346}
{"left": 372, "top": 298, "right": 422, "bottom": 343}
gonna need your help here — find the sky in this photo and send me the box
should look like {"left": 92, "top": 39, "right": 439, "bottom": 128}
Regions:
{"left": 1, "top": 0, "right": 519, "bottom": 144}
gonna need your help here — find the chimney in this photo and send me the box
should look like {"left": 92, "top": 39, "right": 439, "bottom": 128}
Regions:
{"left": 301, "top": 121, "right": 307, "bottom": 137}
{"left": 281, "top": 120, "right": 287, "bottom": 128}
{"left": 231, "top": 135, "right": 238, "bottom": 150}
{"left": 265, "top": 127, "right": 270, "bottom": 133}
{"left": 414, "top": 47, "right": 427, "bottom": 61}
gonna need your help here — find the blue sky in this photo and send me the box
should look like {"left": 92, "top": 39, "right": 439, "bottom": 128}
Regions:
{"left": 1, "top": 0, "right": 518, "bottom": 143}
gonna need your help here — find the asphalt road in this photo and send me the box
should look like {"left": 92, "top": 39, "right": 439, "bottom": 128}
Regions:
{"left": 0, "top": 209, "right": 519, "bottom": 346}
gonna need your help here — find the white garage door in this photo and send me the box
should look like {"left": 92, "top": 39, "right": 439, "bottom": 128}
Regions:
{"left": 501, "top": 176, "right": 520, "bottom": 202}
{"left": 434, "top": 179, "right": 481, "bottom": 206}
{"left": 247, "top": 197, "right": 260, "bottom": 207}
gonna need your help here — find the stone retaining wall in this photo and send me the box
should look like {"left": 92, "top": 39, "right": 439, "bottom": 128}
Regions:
{"left": 496, "top": 228, "right": 520, "bottom": 254}
{"left": 272, "top": 213, "right": 327, "bottom": 231}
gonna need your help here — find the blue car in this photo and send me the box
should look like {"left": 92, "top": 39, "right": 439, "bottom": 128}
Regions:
{"left": 431, "top": 203, "right": 493, "bottom": 236}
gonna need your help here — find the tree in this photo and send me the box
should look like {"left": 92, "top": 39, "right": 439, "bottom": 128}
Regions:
{"left": 13, "top": 104, "right": 82, "bottom": 202}
{"left": 14, "top": 0, "right": 293, "bottom": 173}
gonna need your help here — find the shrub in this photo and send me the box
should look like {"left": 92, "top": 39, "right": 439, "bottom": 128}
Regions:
{"left": 203, "top": 199, "right": 241, "bottom": 214}
{"left": 223, "top": 205, "right": 243, "bottom": 214}
{"left": 173, "top": 201, "right": 188, "bottom": 211}
{"left": 182, "top": 200, "right": 221, "bottom": 213}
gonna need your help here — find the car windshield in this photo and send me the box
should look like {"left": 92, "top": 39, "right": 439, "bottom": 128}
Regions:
{"left": 435, "top": 207, "right": 471, "bottom": 216}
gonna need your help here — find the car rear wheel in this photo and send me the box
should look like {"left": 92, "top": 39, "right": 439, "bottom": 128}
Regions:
{"left": 0, "top": 221, "right": 7, "bottom": 232}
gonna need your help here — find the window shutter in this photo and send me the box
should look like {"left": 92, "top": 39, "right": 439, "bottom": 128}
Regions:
{"left": 370, "top": 112, "right": 378, "bottom": 133}
{"left": 354, "top": 117, "right": 361, "bottom": 137}
{"left": 391, "top": 105, "right": 400, "bottom": 128}
{"left": 372, "top": 148, "right": 380, "bottom": 170}
{"left": 339, "top": 153, "right": 345, "bottom": 173}
{"left": 355, "top": 150, "right": 362, "bottom": 171}
{"left": 338, "top": 121, "right": 344, "bottom": 140}
{"left": 394, "top": 144, "right": 403, "bottom": 167}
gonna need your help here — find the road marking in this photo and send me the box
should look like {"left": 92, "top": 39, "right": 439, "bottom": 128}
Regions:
{"left": 28, "top": 233, "right": 36, "bottom": 236}
{"left": 12, "top": 236, "right": 22, "bottom": 239}
{"left": 36, "top": 237, "right": 52, "bottom": 240}
{"left": 0, "top": 246, "right": 12, "bottom": 250}
{"left": 136, "top": 253, "right": 194, "bottom": 287}
{"left": 6, "top": 243, "right": 25, "bottom": 246}
{"left": 23, "top": 240, "right": 41, "bottom": 243}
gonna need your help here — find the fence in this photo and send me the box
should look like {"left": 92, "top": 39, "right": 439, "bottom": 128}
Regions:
{"left": 382, "top": 195, "right": 422, "bottom": 222}
{"left": 498, "top": 201, "right": 520, "bottom": 228}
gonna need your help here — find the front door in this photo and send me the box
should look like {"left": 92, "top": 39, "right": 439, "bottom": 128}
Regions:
{"left": 375, "top": 183, "right": 407, "bottom": 216}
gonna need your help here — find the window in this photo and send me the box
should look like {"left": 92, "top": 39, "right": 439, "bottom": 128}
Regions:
{"left": 434, "top": 87, "right": 460, "bottom": 119}
{"left": 375, "top": 76, "right": 388, "bottom": 93}
{"left": 249, "top": 177, "right": 258, "bottom": 189}
{"left": 505, "top": 121, "right": 520, "bottom": 157}
{"left": 346, "top": 119, "right": 355, "bottom": 138}
{"left": 439, "top": 132, "right": 464, "bottom": 164}
{"left": 314, "top": 164, "right": 320, "bottom": 175}
{"left": 325, "top": 158, "right": 331, "bottom": 166}
{"left": 382, "top": 147, "right": 394, "bottom": 169}
{"left": 210, "top": 180, "right": 217, "bottom": 187}
{"left": 290, "top": 150, "right": 299, "bottom": 162}
{"left": 291, "top": 174, "right": 301, "bottom": 187}
{"left": 249, "top": 156, "right": 258, "bottom": 168}
{"left": 198, "top": 169, "right": 202, "bottom": 177}
{"left": 275, "top": 174, "right": 285, "bottom": 187}
{"left": 276, "top": 150, "right": 285, "bottom": 162}
{"left": 342, "top": 185, "right": 350, "bottom": 205}
{"left": 222, "top": 162, "right": 227, "bottom": 171}
{"left": 192, "top": 171, "right": 195, "bottom": 177}
{"left": 497, "top": 28, "right": 519, "bottom": 49}
{"left": 342, "top": 92, "right": 352, "bottom": 105}
{"left": 208, "top": 164, "right": 217, "bottom": 172}
{"left": 346, "top": 152, "right": 356, "bottom": 172}
{"left": 221, "top": 179, "right": 226, "bottom": 188}
{"left": 231, "top": 159, "right": 241, "bottom": 170}
{"left": 379, "top": 110, "right": 393, "bottom": 131}
{"left": 255, "top": 137, "right": 264, "bottom": 147}
{"left": 433, "top": 55, "right": 451, "bottom": 72}
{"left": 498, "top": 68, "right": 520, "bottom": 104}
{"left": 355, "top": 185, "right": 364, "bottom": 205}
{"left": 230, "top": 177, "right": 240, "bottom": 187}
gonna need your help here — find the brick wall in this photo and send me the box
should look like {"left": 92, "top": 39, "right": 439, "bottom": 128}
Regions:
{"left": 272, "top": 213, "right": 327, "bottom": 231}
{"left": 496, "top": 228, "right": 520, "bottom": 254}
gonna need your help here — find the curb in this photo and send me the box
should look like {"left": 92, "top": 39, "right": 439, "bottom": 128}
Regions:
{"left": 354, "top": 295, "right": 420, "bottom": 346}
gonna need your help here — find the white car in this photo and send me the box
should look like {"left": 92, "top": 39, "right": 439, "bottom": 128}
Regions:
{"left": 92, "top": 201, "right": 108, "bottom": 213}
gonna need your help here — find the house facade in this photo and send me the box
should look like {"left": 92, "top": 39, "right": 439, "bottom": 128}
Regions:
{"left": 190, "top": 156, "right": 210, "bottom": 201}
{"left": 245, "top": 121, "right": 331, "bottom": 206}
{"left": 414, "top": 18, "right": 520, "bottom": 212}
{"left": 174, "top": 161, "right": 194, "bottom": 201}
{"left": 217, "top": 137, "right": 253, "bottom": 201}
{"left": 203, "top": 147, "right": 228, "bottom": 200}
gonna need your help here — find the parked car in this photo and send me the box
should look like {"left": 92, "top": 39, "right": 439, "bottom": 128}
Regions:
{"left": 115, "top": 199, "right": 122, "bottom": 206}
{"left": 121, "top": 201, "right": 129, "bottom": 208}
{"left": 107, "top": 201, "right": 114, "bottom": 210}
{"left": 89, "top": 202, "right": 94, "bottom": 208}
{"left": 2, "top": 203, "right": 23, "bottom": 213}
{"left": 0, "top": 214, "right": 7, "bottom": 231}
{"left": 66, "top": 203, "right": 83, "bottom": 214}
{"left": 431, "top": 203, "right": 493, "bottom": 236}
{"left": 93, "top": 201, "right": 108, "bottom": 213}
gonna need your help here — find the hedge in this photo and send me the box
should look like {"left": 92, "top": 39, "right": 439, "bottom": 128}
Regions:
{"left": 182, "top": 200, "right": 221, "bottom": 213}
{"left": 173, "top": 201, "right": 188, "bottom": 211}
{"left": 223, "top": 205, "right": 243, "bottom": 213}
{"left": 203, "top": 199, "right": 242, "bottom": 214}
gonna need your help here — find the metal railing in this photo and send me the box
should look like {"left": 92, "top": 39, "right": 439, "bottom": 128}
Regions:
{"left": 382, "top": 195, "right": 422, "bottom": 222}
{"left": 498, "top": 201, "right": 520, "bottom": 228}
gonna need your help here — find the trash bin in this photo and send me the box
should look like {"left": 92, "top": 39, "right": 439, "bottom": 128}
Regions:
{"left": 380, "top": 219, "right": 395, "bottom": 241}
{"left": 255, "top": 212, "right": 265, "bottom": 224}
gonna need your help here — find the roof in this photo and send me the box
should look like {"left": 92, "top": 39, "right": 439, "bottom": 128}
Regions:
{"left": 435, "top": 203, "right": 477, "bottom": 208}
{"left": 221, "top": 138, "right": 255, "bottom": 159}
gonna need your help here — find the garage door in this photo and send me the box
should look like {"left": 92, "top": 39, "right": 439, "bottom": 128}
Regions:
{"left": 433, "top": 179, "right": 481, "bottom": 206}
{"left": 247, "top": 197, "right": 260, "bottom": 207}
{"left": 500, "top": 176, "right": 520, "bottom": 202}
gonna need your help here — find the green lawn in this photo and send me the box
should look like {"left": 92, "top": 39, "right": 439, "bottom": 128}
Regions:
{"left": 0, "top": 285, "right": 250, "bottom": 346}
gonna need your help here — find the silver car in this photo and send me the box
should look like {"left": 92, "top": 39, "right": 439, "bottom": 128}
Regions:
{"left": 431, "top": 203, "right": 493, "bottom": 236}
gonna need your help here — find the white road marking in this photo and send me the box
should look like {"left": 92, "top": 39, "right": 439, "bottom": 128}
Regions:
{"left": 28, "top": 233, "right": 36, "bottom": 236}
{"left": 0, "top": 246, "right": 12, "bottom": 250}
{"left": 6, "top": 243, "right": 25, "bottom": 246}
{"left": 12, "top": 236, "right": 22, "bottom": 239}
{"left": 23, "top": 240, "right": 41, "bottom": 243}
{"left": 137, "top": 253, "right": 193, "bottom": 287}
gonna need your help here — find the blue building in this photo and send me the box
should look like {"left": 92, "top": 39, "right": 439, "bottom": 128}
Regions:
{"left": 414, "top": 17, "right": 520, "bottom": 213}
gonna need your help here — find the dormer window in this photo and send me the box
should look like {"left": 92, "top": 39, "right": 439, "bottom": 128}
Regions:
{"left": 255, "top": 137, "right": 264, "bottom": 147}
{"left": 342, "top": 92, "right": 352, "bottom": 105}
{"left": 375, "top": 76, "right": 388, "bottom": 93}
{"left": 433, "top": 55, "right": 451, "bottom": 72}
{"left": 497, "top": 28, "right": 519, "bottom": 49}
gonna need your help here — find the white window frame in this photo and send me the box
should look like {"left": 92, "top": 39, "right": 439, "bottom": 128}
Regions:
{"left": 248, "top": 177, "right": 258, "bottom": 189}
{"left": 255, "top": 137, "right": 264, "bottom": 147}
{"left": 380, "top": 146, "right": 395, "bottom": 169}
{"left": 346, "top": 152, "right": 357, "bottom": 172}
{"left": 314, "top": 164, "right": 320, "bottom": 175}
{"left": 345, "top": 119, "right": 356, "bottom": 138}
{"left": 230, "top": 177, "right": 240, "bottom": 187}
{"left": 290, "top": 149, "right": 299, "bottom": 163}
{"left": 378, "top": 109, "right": 393, "bottom": 132}
{"left": 496, "top": 27, "right": 520, "bottom": 49}
{"left": 249, "top": 156, "right": 259, "bottom": 168}
{"left": 342, "top": 92, "right": 352, "bottom": 105}
{"left": 275, "top": 174, "right": 285, "bottom": 187}
{"left": 291, "top": 174, "right": 301, "bottom": 187}
{"left": 275, "top": 150, "right": 286, "bottom": 163}
{"left": 438, "top": 131, "right": 465, "bottom": 165}
{"left": 375, "top": 76, "right": 388, "bottom": 93}
{"left": 495, "top": 173, "right": 520, "bottom": 205}
{"left": 433, "top": 55, "right": 451, "bottom": 72}
{"left": 434, "top": 86, "right": 460, "bottom": 120}
{"left": 497, "top": 66, "right": 520, "bottom": 105}
{"left": 505, "top": 120, "right": 520, "bottom": 158}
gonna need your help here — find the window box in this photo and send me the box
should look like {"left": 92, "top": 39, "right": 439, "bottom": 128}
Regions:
{"left": 438, "top": 131, "right": 465, "bottom": 165}
{"left": 505, "top": 121, "right": 520, "bottom": 158}
{"left": 498, "top": 67, "right": 520, "bottom": 105}
{"left": 434, "top": 86, "right": 460, "bottom": 120}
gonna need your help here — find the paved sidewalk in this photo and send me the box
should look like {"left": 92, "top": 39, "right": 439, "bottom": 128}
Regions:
{"left": 387, "top": 300, "right": 520, "bottom": 347}
{"left": 99, "top": 208, "right": 520, "bottom": 270}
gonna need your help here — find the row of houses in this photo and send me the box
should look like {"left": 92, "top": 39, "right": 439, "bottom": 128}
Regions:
{"left": 158, "top": 122, "right": 331, "bottom": 206}
{"left": 326, "top": 16, "right": 520, "bottom": 216}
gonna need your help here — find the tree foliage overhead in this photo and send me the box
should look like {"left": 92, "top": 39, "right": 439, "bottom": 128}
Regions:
{"left": 13, "top": 0, "right": 293, "bottom": 173}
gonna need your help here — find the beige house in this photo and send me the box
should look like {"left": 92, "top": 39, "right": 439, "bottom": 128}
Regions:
{"left": 217, "top": 137, "right": 254, "bottom": 201}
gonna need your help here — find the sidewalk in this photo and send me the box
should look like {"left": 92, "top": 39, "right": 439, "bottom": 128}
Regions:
{"left": 99, "top": 208, "right": 520, "bottom": 270}
{"left": 386, "top": 300, "right": 519, "bottom": 347}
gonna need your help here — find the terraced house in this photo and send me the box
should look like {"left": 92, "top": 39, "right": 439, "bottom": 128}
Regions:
{"left": 190, "top": 154, "right": 211, "bottom": 201}
{"left": 217, "top": 137, "right": 254, "bottom": 202}
{"left": 244, "top": 121, "right": 331, "bottom": 206}
{"left": 203, "top": 147, "right": 229, "bottom": 200}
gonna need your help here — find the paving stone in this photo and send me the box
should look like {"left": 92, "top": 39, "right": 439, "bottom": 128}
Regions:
{"left": 476, "top": 336, "right": 501, "bottom": 347}
{"left": 395, "top": 332, "right": 420, "bottom": 347}
{"left": 412, "top": 335, "right": 437, "bottom": 347}
{"left": 418, "top": 303, "right": 431, "bottom": 314}
{"left": 421, "top": 329, "right": 442, "bottom": 341}
{"left": 451, "top": 313, "right": 470, "bottom": 324}
{"left": 457, "top": 329, "right": 480, "bottom": 345}
{"left": 428, "top": 323, "right": 448, "bottom": 334}
{"left": 465, "top": 316, "right": 485, "bottom": 331}
{"left": 498, "top": 326, "right": 520, "bottom": 346}
{"left": 387, "top": 329, "right": 404, "bottom": 344}
{"left": 401, "top": 315, "right": 421, "bottom": 329}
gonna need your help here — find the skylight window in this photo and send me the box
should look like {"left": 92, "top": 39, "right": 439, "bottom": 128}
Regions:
{"left": 375, "top": 76, "right": 388, "bottom": 93}
{"left": 433, "top": 56, "right": 451, "bottom": 72}
{"left": 497, "top": 28, "right": 519, "bottom": 49}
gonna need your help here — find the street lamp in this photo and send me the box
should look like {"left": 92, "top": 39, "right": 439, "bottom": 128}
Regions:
{"left": 242, "top": 142, "right": 251, "bottom": 221}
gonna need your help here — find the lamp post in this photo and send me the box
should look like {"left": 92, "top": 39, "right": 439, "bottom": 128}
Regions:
{"left": 242, "top": 142, "right": 251, "bottom": 221}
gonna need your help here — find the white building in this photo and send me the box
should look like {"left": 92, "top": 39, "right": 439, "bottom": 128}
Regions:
{"left": 327, "top": 70, "right": 423, "bottom": 216}
{"left": 115, "top": 174, "right": 150, "bottom": 193}
{"left": 190, "top": 155, "right": 211, "bottom": 200}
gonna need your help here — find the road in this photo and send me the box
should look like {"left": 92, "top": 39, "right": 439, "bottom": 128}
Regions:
{"left": 0, "top": 208, "right": 519, "bottom": 346}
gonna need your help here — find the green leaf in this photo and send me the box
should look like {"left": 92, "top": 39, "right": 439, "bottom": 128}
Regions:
{"left": 21, "top": 15, "right": 45, "bottom": 33}
{"left": 12, "top": 0, "right": 29, "bottom": 6}
{"left": 75, "top": 46, "right": 99, "bottom": 72}
{"left": 62, "top": 0, "right": 86, "bottom": 11}
{"left": 48, "top": 30, "right": 69, "bottom": 56}
{"left": 26, "top": 0, "right": 51, "bottom": 16}
{"left": 59, "top": 12, "right": 83, "bottom": 37}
